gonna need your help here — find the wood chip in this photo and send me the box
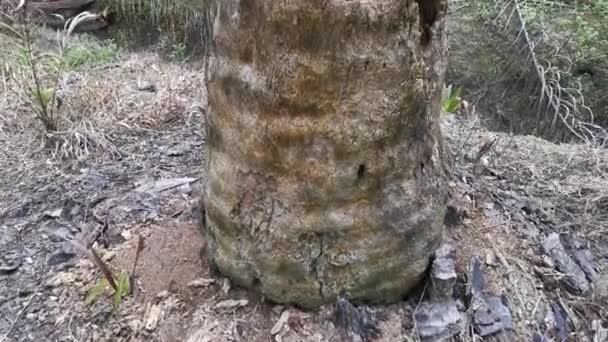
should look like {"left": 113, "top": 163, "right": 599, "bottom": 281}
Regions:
{"left": 43, "top": 208, "right": 63, "bottom": 219}
{"left": 214, "top": 299, "right": 248, "bottom": 310}
{"left": 156, "top": 291, "right": 170, "bottom": 299}
{"left": 188, "top": 278, "right": 215, "bottom": 288}
{"left": 271, "top": 310, "right": 290, "bottom": 335}
{"left": 121, "top": 230, "right": 133, "bottom": 241}
{"left": 134, "top": 177, "right": 197, "bottom": 194}
{"left": 144, "top": 304, "right": 163, "bottom": 331}
{"left": 221, "top": 278, "right": 231, "bottom": 294}
{"left": 101, "top": 251, "right": 116, "bottom": 262}
{"left": 485, "top": 251, "right": 498, "bottom": 266}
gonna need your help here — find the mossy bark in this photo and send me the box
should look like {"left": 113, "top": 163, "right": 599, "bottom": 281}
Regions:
{"left": 204, "top": 0, "right": 449, "bottom": 309}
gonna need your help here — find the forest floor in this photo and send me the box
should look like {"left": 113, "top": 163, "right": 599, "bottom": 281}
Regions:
{"left": 1, "top": 32, "right": 607, "bottom": 342}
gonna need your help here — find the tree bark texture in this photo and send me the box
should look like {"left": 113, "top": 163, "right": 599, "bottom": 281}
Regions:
{"left": 205, "top": 0, "right": 449, "bottom": 309}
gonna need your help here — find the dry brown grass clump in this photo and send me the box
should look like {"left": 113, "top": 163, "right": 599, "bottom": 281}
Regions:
{"left": 442, "top": 113, "right": 608, "bottom": 339}
{"left": 445, "top": 114, "right": 608, "bottom": 236}
{"left": 0, "top": 27, "right": 206, "bottom": 160}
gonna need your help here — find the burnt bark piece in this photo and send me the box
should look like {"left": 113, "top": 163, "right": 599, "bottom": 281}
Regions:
{"left": 468, "top": 256, "right": 514, "bottom": 338}
{"left": 559, "top": 234, "right": 599, "bottom": 282}
{"left": 472, "top": 296, "right": 513, "bottom": 337}
{"left": 332, "top": 298, "right": 381, "bottom": 342}
{"left": 550, "top": 301, "right": 570, "bottom": 342}
{"left": 430, "top": 242, "right": 457, "bottom": 299}
{"left": 469, "top": 255, "right": 485, "bottom": 298}
{"left": 414, "top": 242, "right": 463, "bottom": 341}
{"left": 542, "top": 233, "right": 597, "bottom": 295}
{"left": 415, "top": 300, "right": 463, "bottom": 341}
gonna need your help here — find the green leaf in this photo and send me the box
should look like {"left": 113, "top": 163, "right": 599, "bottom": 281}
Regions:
{"left": 30, "top": 87, "right": 55, "bottom": 109}
{"left": 85, "top": 278, "right": 110, "bottom": 306}
{"left": 441, "top": 84, "right": 463, "bottom": 114}
{"left": 112, "top": 271, "right": 131, "bottom": 311}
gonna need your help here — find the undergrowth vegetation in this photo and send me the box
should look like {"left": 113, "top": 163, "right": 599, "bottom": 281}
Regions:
{"left": 0, "top": 8, "right": 119, "bottom": 134}
{"left": 61, "top": 37, "right": 120, "bottom": 70}
{"left": 441, "top": 84, "right": 463, "bottom": 115}
{"left": 450, "top": 0, "right": 608, "bottom": 140}
{"left": 518, "top": 0, "right": 608, "bottom": 62}
{"left": 100, "top": 0, "right": 210, "bottom": 55}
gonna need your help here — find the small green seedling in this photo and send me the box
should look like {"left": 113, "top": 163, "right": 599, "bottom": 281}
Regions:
{"left": 31, "top": 87, "right": 56, "bottom": 110}
{"left": 171, "top": 42, "right": 187, "bottom": 62}
{"left": 441, "top": 84, "right": 463, "bottom": 114}
{"left": 83, "top": 236, "right": 143, "bottom": 312}
{"left": 85, "top": 270, "right": 131, "bottom": 311}
{"left": 85, "top": 278, "right": 110, "bottom": 306}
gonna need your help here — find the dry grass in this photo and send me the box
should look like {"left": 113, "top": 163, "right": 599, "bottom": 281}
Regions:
{"left": 444, "top": 113, "right": 608, "bottom": 339}
{"left": 100, "top": 0, "right": 211, "bottom": 48}
{"left": 445, "top": 113, "right": 608, "bottom": 237}
{"left": 0, "top": 27, "right": 206, "bottom": 161}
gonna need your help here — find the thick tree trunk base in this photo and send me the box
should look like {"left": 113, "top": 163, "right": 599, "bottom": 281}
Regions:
{"left": 205, "top": 0, "right": 448, "bottom": 309}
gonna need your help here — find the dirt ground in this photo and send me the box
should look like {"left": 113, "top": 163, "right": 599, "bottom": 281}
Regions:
{"left": 1, "top": 32, "right": 607, "bottom": 341}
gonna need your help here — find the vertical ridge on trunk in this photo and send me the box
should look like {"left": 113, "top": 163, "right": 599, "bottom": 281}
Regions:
{"left": 204, "top": 0, "right": 449, "bottom": 309}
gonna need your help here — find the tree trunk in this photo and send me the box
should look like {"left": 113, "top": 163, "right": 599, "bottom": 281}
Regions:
{"left": 204, "top": 0, "right": 449, "bottom": 309}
